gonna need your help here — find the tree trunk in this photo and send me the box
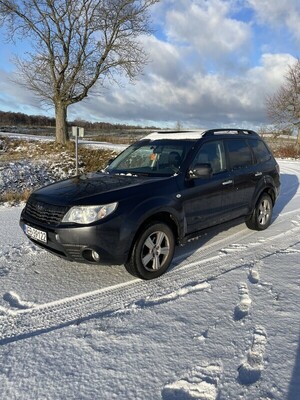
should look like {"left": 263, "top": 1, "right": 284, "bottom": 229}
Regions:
{"left": 55, "top": 102, "right": 69, "bottom": 144}
{"left": 297, "top": 126, "right": 300, "bottom": 147}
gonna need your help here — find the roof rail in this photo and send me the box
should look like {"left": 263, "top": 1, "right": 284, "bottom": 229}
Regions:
{"left": 148, "top": 130, "right": 200, "bottom": 134}
{"left": 203, "top": 129, "right": 258, "bottom": 136}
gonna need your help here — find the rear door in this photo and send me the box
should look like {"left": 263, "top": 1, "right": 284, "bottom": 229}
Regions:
{"left": 223, "top": 138, "right": 258, "bottom": 219}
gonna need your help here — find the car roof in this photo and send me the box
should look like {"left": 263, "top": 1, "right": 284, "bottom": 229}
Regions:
{"left": 142, "top": 130, "right": 206, "bottom": 140}
{"left": 142, "top": 129, "right": 258, "bottom": 141}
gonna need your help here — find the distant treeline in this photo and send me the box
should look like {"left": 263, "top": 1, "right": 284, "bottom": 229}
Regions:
{"left": 71, "top": 119, "right": 159, "bottom": 131}
{"left": 0, "top": 110, "right": 159, "bottom": 131}
{"left": 0, "top": 111, "right": 56, "bottom": 127}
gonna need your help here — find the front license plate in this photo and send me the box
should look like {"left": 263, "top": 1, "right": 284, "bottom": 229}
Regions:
{"left": 25, "top": 225, "right": 47, "bottom": 244}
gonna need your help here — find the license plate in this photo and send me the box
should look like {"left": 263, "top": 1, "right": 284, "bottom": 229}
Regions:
{"left": 25, "top": 225, "right": 47, "bottom": 244}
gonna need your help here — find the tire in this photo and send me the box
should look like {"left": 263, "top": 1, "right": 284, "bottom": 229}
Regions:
{"left": 125, "top": 222, "right": 175, "bottom": 280}
{"left": 246, "top": 193, "right": 273, "bottom": 231}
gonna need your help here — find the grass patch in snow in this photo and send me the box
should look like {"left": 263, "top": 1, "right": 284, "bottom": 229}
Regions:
{"left": 0, "top": 138, "right": 119, "bottom": 204}
{"left": 271, "top": 143, "right": 300, "bottom": 159}
{"left": 0, "top": 189, "right": 31, "bottom": 204}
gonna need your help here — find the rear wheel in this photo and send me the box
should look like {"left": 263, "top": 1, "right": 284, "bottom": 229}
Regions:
{"left": 246, "top": 193, "right": 273, "bottom": 231}
{"left": 125, "top": 222, "right": 175, "bottom": 280}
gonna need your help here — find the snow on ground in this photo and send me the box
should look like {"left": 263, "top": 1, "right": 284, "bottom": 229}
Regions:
{"left": 0, "top": 159, "right": 300, "bottom": 399}
{"left": 0, "top": 160, "right": 72, "bottom": 196}
{"left": 0, "top": 131, "right": 127, "bottom": 151}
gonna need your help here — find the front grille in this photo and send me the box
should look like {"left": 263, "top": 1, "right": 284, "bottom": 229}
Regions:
{"left": 24, "top": 199, "right": 68, "bottom": 226}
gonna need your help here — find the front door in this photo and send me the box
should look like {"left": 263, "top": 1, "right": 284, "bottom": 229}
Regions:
{"left": 181, "top": 140, "right": 232, "bottom": 234}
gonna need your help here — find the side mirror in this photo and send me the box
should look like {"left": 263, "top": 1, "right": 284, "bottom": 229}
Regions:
{"left": 188, "top": 163, "right": 213, "bottom": 179}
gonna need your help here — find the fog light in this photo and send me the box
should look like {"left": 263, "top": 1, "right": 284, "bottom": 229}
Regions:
{"left": 92, "top": 250, "right": 100, "bottom": 262}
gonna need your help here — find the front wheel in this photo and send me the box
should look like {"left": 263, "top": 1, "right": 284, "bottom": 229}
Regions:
{"left": 125, "top": 222, "right": 175, "bottom": 280}
{"left": 246, "top": 193, "right": 273, "bottom": 231}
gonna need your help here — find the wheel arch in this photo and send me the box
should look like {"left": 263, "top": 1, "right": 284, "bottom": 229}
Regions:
{"left": 126, "top": 211, "right": 180, "bottom": 263}
{"left": 246, "top": 189, "right": 274, "bottom": 231}
{"left": 265, "top": 187, "right": 276, "bottom": 205}
{"left": 251, "top": 185, "right": 276, "bottom": 213}
{"left": 257, "top": 186, "right": 276, "bottom": 207}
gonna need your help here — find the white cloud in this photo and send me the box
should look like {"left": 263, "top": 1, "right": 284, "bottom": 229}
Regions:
{"left": 248, "top": 0, "right": 300, "bottom": 41}
{"left": 164, "top": 0, "right": 251, "bottom": 63}
{"left": 71, "top": 52, "right": 297, "bottom": 128}
{"left": 246, "top": 53, "right": 296, "bottom": 92}
{"left": 0, "top": 69, "right": 44, "bottom": 115}
{"left": 247, "top": 0, "right": 290, "bottom": 24}
{"left": 140, "top": 35, "right": 185, "bottom": 82}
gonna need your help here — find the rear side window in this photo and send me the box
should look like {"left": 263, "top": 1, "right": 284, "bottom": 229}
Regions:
{"left": 249, "top": 139, "right": 271, "bottom": 163}
{"left": 226, "top": 139, "right": 253, "bottom": 169}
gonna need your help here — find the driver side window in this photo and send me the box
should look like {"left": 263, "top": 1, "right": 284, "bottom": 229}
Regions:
{"left": 191, "top": 141, "right": 227, "bottom": 175}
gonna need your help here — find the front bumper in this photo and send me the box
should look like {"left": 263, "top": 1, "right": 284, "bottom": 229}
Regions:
{"left": 19, "top": 216, "right": 128, "bottom": 265}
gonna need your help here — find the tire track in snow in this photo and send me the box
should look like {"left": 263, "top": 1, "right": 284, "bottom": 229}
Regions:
{"left": 0, "top": 220, "right": 252, "bottom": 340}
{"left": 1, "top": 213, "right": 300, "bottom": 342}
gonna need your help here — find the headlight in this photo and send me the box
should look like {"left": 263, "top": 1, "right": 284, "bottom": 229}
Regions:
{"left": 62, "top": 202, "right": 118, "bottom": 224}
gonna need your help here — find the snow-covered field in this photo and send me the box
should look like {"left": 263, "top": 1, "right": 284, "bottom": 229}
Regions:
{"left": 0, "top": 159, "right": 300, "bottom": 400}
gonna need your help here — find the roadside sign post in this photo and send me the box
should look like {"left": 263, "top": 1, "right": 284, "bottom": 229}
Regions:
{"left": 72, "top": 126, "right": 85, "bottom": 175}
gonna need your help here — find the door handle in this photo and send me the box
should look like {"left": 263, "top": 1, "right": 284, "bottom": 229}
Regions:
{"left": 222, "top": 180, "right": 233, "bottom": 185}
{"left": 255, "top": 172, "right": 262, "bottom": 177}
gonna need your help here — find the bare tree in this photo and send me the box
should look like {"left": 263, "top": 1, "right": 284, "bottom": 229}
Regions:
{"left": 266, "top": 59, "right": 300, "bottom": 145}
{"left": 0, "top": 0, "right": 158, "bottom": 143}
{"left": 175, "top": 121, "right": 183, "bottom": 131}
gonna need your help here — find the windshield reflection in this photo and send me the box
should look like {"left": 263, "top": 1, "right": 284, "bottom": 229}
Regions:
{"left": 106, "top": 140, "right": 196, "bottom": 177}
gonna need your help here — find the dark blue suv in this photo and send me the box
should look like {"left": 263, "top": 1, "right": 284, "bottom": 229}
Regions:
{"left": 20, "top": 129, "right": 280, "bottom": 279}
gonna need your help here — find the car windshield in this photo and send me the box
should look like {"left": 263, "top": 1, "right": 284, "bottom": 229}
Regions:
{"left": 105, "top": 139, "right": 196, "bottom": 177}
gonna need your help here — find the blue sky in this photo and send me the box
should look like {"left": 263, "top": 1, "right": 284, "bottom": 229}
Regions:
{"left": 0, "top": 0, "right": 299, "bottom": 129}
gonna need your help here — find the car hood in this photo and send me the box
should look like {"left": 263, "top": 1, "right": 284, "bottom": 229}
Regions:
{"left": 32, "top": 172, "right": 175, "bottom": 206}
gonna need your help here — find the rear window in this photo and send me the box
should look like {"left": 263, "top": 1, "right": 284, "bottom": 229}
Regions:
{"left": 226, "top": 139, "right": 253, "bottom": 169}
{"left": 249, "top": 139, "right": 271, "bottom": 163}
